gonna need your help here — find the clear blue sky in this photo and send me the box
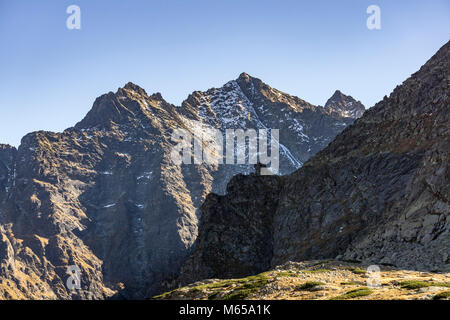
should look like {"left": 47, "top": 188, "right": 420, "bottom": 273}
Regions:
{"left": 1, "top": 0, "right": 449, "bottom": 146}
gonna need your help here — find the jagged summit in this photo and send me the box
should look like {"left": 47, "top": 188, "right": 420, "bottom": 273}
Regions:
{"left": 328, "top": 89, "right": 345, "bottom": 99}
{"left": 238, "top": 71, "right": 251, "bottom": 78}
{"left": 236, "top": 72, "right": 257, "bottom": 83}
{"left": 122, "top": 81, "right": 148, "bottom": 96}
{"left": 119, "top": 82, "right": 166, "bottom": 103}
{"left": 74, "top": 82, "right": 174, "bottom": 130}
{"left": 76, "top": 75, "right": 364, "bottom": 132}
{"left": 235, "top": 71, "right": 267, "bottom": 89}
{"left": 324, "top": 90, "right": 365, "bottom": 118}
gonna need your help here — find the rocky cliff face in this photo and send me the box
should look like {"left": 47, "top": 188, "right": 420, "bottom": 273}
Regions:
{"left": 180, "top": 40, "right": 450, "bottom": 285}
{"left": 0, "top": 75, "right": 361, "bottom": 299}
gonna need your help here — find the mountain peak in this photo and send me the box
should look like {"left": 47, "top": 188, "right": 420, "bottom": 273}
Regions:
{"left": 235, "top": 72, "right": 265, "bottom": 93}
{"left": 324, "top": 90, "right": 365, "bottom": 118}
{"left": 330, "top": 89, "right": 343, "bottom": 98}
{"left": 74, "top": 84, "right": 154, "bottom": 130}
{"left": 236, "top": 72, "right": 266, "bottom": 86}
{"left": 121, "top": 82, "right": 148, "bottom": 96}
{"left": 237, "top": 72, "right": 252, "bottom": 81}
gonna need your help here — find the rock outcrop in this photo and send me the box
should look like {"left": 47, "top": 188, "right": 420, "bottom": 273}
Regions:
{"left": 0, "top": 74, "right": 361, "bottom": 299}
{"left": 180, "top": 40, "right": 450, "bottom": 285}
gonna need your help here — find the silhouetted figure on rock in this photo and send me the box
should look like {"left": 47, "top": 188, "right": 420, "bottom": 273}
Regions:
{"left": 254, "top": 162, "right": 267, "bottom": 176}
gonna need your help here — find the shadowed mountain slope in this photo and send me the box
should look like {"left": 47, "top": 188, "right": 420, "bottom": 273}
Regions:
{"left": 180, "top": 40, "right": 450, "bottom": 286}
